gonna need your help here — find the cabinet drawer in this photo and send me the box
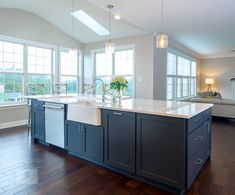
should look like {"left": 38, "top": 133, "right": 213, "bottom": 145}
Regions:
{"left": 187, "top": 122, "right": 210, "bottom": 188}
{"left": 187, "top": 108, "right": 211, "bottom": 133}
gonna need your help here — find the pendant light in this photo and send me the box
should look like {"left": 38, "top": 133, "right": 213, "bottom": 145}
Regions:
{"left": 105, "top": 4, "right": 115, "bottom": 54}
{"left": 69, "top": 0, "right": 77, "bottom": 56}
{"left": 156, "top": 0, "right": 168, "bottom": 48}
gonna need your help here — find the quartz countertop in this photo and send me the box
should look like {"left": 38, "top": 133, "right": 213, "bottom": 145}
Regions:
{"left": 27, "top": 95, "right": 213, "bottom": 119}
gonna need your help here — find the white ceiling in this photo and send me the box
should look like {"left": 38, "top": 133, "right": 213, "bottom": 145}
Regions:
{"left": 88, "top": 0, "right": 235, "bottom": 58}
{"left": 0, "top": 0, "right": 145, "bottom": 44}
{"left": 0, "top": 0, "right": 235, "bottom": 58}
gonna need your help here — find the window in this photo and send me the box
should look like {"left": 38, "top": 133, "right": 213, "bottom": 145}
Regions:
{"left": 114, "top": 50, "right": 133, "bottom": 97}
{"left": 0, "top": 41, "right": 24, "bottom": 103}
{"left": 167, "top": 52, "right": 197, "bottom": 100}
{"left": 60, "top": 50, "right": 79, "bottom": 94}
{"left": 0, "top": 35, "right": 82, "bottom": 105}
{"left": 94, "top": 48, "right": 134, "bottom": 97}
{"left": 27, "top": 46, "right": 53, "bottom": 95}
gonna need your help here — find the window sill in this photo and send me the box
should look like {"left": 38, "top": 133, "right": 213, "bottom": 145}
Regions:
{"left": 0, "top": 102, "right": 27, "bottom": 109}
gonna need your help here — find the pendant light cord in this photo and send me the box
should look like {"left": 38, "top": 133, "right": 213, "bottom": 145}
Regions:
{"left": 109, "top": 5, "right": 112, "bottom": 42}
{"left": 72, "top": 0, "right": 75, "bottom": 37}
{"left": 161, "top": 0, "right": 164, "bottom": 33}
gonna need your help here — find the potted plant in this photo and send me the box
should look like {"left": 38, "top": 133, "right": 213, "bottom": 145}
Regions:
{"left": 110, "top": 75, "right": 128, "bottom": 102}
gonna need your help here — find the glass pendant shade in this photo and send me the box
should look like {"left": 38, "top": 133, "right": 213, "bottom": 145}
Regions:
{"left": 105, "top": 41, "right": 115, "bottom": 54}
{"left": 69, "top": 47, "right": 77, "bottom": 56}
{"left": 156, "top": 33, "right": 168, "bottom": 48}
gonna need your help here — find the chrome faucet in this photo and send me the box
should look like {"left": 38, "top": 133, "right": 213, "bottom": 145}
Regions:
{"left": 92, "top": 77, "right": 106, "bottom": 102}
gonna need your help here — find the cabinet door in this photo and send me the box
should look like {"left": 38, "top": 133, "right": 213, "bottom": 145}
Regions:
{"left": 31, "top": 100, "right": 45, "bottom": 142}
{"left": 81, "top": 124, "right": 103, "bottom": 163}
{"left": 32, "top": 109, "right": 45, "bottom": 141}
{"left": 102, "top": 110, "right": 136, "bottom": 173}
{"left": 66, "top": 121, "right": 83, "bottom": 156}
{"left": 136, "top": 114, "right": 185, "bottom": 189}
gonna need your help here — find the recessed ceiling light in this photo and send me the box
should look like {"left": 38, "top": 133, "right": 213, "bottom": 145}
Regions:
{"left": 114, "top": 15, "right": 121, "bottom": 20}
{"left": 71, "top": 10, "right": 110, "bottom": 36}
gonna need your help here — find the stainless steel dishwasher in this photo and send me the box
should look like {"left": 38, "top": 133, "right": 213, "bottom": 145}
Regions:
{"left": 44, "top": 102, "right": 65, "bottom": 148}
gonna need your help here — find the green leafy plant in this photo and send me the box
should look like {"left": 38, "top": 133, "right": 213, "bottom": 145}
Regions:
{"left": 110, "top": 75, "right": 128, "bottom": 92}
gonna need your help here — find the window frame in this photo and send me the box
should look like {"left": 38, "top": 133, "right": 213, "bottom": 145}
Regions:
{"left": 167, "top": 50, "right": 197, "bottom": 101}
{"left": 26, "top": 44, "right": 55, "bottom": 95}
{"left": 59, "top": 47, "right": 80, "bottom": 94}
{"left": 92, "top": 45, "right": 135, "bottom": 97}
{"left": 0, "top": 34, "right": 81, "bottom": 106}
{"left": 0, "top": 39, "right": 25, "bottom": 104}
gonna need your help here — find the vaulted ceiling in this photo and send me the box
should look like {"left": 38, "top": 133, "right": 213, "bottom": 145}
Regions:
{"left": 0, "top": 0, "right": 145, "bottom": 44}
{"left": 0, "top": 0, "right": 235, "bottom": 58}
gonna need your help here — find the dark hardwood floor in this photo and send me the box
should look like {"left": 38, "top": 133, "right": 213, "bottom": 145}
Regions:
{"left": 0, "top": 117, "right": 234, "bottom": 195}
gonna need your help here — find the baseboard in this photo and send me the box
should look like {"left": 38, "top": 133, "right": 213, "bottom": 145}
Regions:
{"left": 0, "top": 120, "right": 27, "bottom": 130}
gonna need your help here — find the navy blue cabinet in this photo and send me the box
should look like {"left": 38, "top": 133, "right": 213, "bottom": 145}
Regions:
{"left": 66, "top": 120, "right": 103, "bottom": 163}
{"left": 102, "top": 110, "right": 136, "bottom": 173}
{"left": 187, "top": 118, "right": 211, "bottom": 188}
{"left": 81, "top": 124, "right": 103, "bottom": 162}
{"left": 136, "top": 114, "right": 186, "bottom": 189}
{"left": 136, "top": 109, "right": 212, "bottom": 192}
{"left": 31, "top": 100, "right": 45, "bottom": 142}
{"left": 31, "top": 102, "right": 212, "bottom": 194}
{"left": 66, "top": 121, "right": 83, "bottom": 156}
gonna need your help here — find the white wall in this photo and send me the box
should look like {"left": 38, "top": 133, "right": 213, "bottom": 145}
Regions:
{"left": 0, "top": 8, "right": 83, "bottom": 127}
{"left": 200, "top": 57, "right": 235, "bottom": 99}
{"left": 153, "top": 47, "right": 167, "bottom": 100}
{"left": 84, "top": 33, "right": 154, "bottom": 99}
{"left": 0, "top": 105, "right": 28, "bottom": 129}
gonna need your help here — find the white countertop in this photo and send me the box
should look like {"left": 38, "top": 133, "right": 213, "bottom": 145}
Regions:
{"left": 27, "top": 95, "right": 213, "bottom": 119}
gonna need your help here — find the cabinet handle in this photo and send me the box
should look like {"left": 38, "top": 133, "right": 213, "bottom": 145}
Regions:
{"left": 194, "top": 136, "right": 204, "bottom": 141}
{"left": 113, "top": 112, "right": 122, "bottom": 116}
{"left": 206, "top": 122, "right": 211, "bottom": 133}
{"left": 80, "top": 126, "right": 85, "bottom": 133}
{"left": 194, "top": 158, "right": 203, "bottom": 165}
{"left": 43, "top": 105, "right": 64, "bottom": 110}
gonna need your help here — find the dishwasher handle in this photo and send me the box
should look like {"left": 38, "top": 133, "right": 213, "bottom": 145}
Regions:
{"left": 44, "top": 105, "right": 64, "bottom": 110}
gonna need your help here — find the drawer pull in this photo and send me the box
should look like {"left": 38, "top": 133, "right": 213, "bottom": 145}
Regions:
{"left": 194, "top": 159, "right": 203, "bottom": 165}
{"left": 113, "top": 112, "right": 122, "bottom": 116}
{"left": 194, "top": 136, "right": 204, "bottom": 141}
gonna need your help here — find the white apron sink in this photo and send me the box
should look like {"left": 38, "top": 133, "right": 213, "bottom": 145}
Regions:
{"left": 67, "top": 102, "right": 102, "bottom": 126}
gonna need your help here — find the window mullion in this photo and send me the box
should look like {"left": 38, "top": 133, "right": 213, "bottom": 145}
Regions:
{"left": 24, "top": 44, "right": 28, "bottom": 95}
{"left": 112, "top": 52, "right": 115, "bottom": 76}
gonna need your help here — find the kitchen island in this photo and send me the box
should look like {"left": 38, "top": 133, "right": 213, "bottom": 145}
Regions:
{"left": 29, "top": 95, "right": 213, "bottom": 195}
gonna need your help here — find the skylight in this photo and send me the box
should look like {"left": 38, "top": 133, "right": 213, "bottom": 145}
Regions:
{"left": 71, "top": 10, "right": 110, "bottom": 36}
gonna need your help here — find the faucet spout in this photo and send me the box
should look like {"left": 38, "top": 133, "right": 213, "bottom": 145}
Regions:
{"left": 93, "top": 77, "right": 106, "bottom": 102}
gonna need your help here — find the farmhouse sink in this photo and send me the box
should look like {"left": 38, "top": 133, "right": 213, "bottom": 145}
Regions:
{"left": 67, "top": 101, "right": 102, "bottom": 126}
